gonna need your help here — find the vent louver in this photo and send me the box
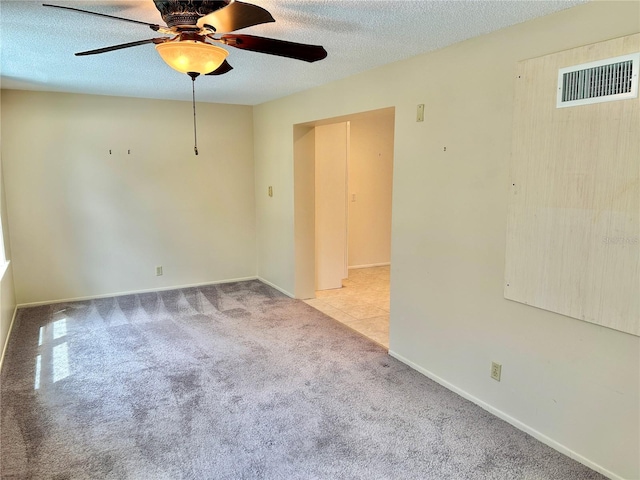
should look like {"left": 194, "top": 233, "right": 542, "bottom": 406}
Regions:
{"left": 557, "top": 53, "right": 639, "bottom": 108}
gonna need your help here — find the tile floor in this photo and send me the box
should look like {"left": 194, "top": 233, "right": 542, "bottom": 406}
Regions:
{"left": 304, "top": 266, "right": 390, "bottom": 348}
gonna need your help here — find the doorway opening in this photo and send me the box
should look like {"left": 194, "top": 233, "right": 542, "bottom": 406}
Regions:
{"left": 293, "top": 107, "right": 395, "bottom": 348}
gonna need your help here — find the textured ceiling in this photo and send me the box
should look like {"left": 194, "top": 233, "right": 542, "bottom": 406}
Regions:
{"left": 1, "top": 0, "right": 586, "bottom": 105}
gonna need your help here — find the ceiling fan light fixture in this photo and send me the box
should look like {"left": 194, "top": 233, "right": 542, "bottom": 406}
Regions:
{"left": 156, "top": 40, "right": 228, "bottom": 75}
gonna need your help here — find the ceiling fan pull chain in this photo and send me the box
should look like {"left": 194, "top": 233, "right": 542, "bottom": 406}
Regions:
{"left": 189, "top": 72, "right": 200, "bottom": 155}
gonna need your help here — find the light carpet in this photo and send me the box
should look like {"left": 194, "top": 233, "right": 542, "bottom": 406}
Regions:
{"left": 1, "top": 280, "right": 604, "bottom": 479}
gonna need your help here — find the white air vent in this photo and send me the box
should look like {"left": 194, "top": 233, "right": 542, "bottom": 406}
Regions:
{"left": 557, "top": 53, "right": 639, "bottom": 108}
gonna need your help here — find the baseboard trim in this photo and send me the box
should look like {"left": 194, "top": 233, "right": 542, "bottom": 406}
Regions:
{"left": 0, "top": 305, "right": 19, "bottom": 373}
{"left": 348, "top": 262, "right": 390, "bottom": 270}
{"left": 16, "top": 277, "right": 259, "bottom": 308}
{"left": 257, "top": 277, "right": 294, "bottom": 298}
{"left": 388, "top": 350, "right": 621, "bottom": 480}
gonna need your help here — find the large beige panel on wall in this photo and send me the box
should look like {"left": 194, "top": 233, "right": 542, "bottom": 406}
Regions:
{"left": 505, "top": 34, "right": 640, "bottom": 336}
{"left": 315, "top": 122, "right": 348, "bottom": 290}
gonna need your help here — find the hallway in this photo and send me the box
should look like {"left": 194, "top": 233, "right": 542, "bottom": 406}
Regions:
{"left": 304, "top": 266, "right": 390, "bottom": 348}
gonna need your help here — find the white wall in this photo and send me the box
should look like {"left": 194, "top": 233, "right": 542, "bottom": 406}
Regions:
{"left": 1, "top": 90, "right": 256, "bottom": 304}
{"left": 253, "top": 2, "right": 640, "bottom": 479}
{"left": 348, "top": 110, "right": 394, "bottom": 268}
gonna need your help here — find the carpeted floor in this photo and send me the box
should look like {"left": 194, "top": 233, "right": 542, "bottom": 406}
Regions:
{"left": 1, "top": 280, "right": 604, "bottom": 479}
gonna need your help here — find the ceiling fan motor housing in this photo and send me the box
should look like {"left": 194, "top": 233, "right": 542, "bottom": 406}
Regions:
{"left": 153, "top": 0, "right": 229, "bottom": 28}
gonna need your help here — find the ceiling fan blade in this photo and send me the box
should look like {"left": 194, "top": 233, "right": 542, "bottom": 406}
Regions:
{"left": 43, "top": 3, "right": 162, "bottom": 31}
{"left": 75, "top": 38, "right": 168, "bottom": 57}
{"left": 206, "top": 59, "right": 234, "bottom": 76}
{"left": 196, "top": 1, "right": 274, "bottom": 33}
{"left": 220, "top": 35, "right": 327, "bottom": 63}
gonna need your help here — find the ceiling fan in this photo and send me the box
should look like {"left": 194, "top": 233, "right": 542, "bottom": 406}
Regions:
{"left": 43, "top": 0, "right": 328, "bottom": 154}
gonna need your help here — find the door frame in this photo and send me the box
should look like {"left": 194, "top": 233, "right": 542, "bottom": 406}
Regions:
{"left": 293, "top": 107, "right": 395, "bottom": 299}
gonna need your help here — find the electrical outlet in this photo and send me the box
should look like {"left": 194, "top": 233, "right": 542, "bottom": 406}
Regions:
{"left": 491, "top": 362, "right": 502, "bottom": 381}
{"left": 156, "top": 266, "right": 163, "bottom": 276}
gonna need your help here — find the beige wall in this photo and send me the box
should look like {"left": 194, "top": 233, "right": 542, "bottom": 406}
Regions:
{"left": 1, "top": 90, "right": 256, "bottom": 304}
{"left": 293, "top": 126, "right": 315, "bottom": 299}
{"left": 315, "top": 122, "right": 348, "bottom": 290}
{"left": 348, "top": 111, "right": 394, "bottom": 268}
{"left": 253, "top": 2, "right": 640, "bottom": 479}
{"left": 0, "top": 158, "right": 17, "bottom": 370}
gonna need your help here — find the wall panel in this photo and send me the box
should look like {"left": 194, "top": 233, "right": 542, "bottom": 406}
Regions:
{"left": 505, "top": 34, "right": 639, "bottom": 336}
